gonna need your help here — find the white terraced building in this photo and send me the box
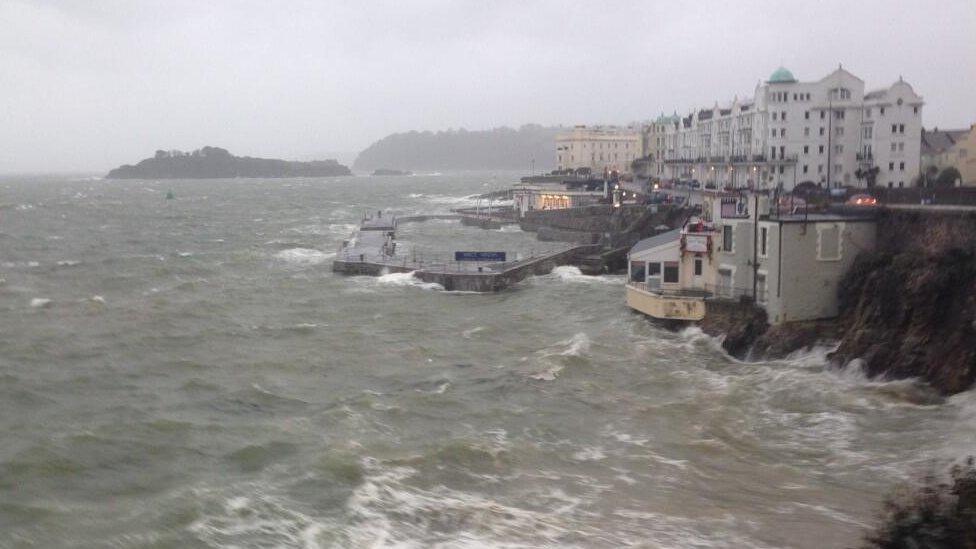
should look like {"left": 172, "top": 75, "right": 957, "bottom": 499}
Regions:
{"left": 655, "top": 65, "right": 924, "bottom": 191}
{"left": 555, "top": 125, "right": 641, "bottom": 175}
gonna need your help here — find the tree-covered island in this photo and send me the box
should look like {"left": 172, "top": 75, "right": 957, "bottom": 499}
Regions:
{"left": 106, "top": 147, "right": 351, "bottom": 179}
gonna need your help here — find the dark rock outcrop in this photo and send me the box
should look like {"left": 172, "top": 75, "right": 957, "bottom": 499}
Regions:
{"left": 828, "top": 210, "right": 976, "bottom": 394}
{"left": 832, "top": 247, "right": 976, "bottom": 395}
{"left": 107, "top": 147, "right": 351, "bottom": 179}
{"left": 697, "top": 300, "right": 770, "bottom": 358}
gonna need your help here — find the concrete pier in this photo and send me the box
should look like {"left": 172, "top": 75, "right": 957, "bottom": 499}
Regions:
{"left": 452, "top": 206, "right": 517, "bottom": 230}
{"left": 332, "top": 213, "right": 599, "bottom": 291}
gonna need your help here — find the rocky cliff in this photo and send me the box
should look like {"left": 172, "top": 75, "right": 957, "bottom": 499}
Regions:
{"left": 831, "top": 211, "right": 976, "bottom": 394}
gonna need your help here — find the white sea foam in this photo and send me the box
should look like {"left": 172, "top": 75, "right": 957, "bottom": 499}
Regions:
{"left": 606, "top": 430, "right": 650, "bottom": 447}
{"left": 328, "top": 223, "right": 357, "bottom": 234}
{"left": 942, "top": 391, "right": 976, "bottom": 458}
{"left": 189, "top": 490, "right": 326, "bottom": 548}
{"left": 549, "top": 265, "right": 623, "bottom": 285}
{"left": 571, "top": 446, "right": 607, "bottom": 462}
{"left": 343, "top": 459, "right": 585, "bottom": 547}
{"left": 274, "top": 248, "right": 334, "bottom": 266}
{"left": 407, "top": 193, "right": 481, "bottom": 206}
{"left": 529, "top": 332, "right": 590, "bottom": 380}
{"left": 375, "top": 271, "right": 444, "bottom": 291}
{"left": 56, "top": 260, "right": 81, "bottom": 267}
{"left": 560, "top": 332, "right": 591, "bottom": 357}
{"left": 30, "top": 298, "right": 52, "bottom": 308}
{"left": 90, "top": 295, "right": 106, "bottom": 304}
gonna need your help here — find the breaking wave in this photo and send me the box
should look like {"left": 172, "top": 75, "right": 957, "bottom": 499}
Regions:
{"left": 529, "top": 332, "right": 591, "bottom": 381}
{"left": 274, "top": 248, "right": 334, "bottom": 266}
{"left": 548, "top": 265, "right": 624, "bottom": 285}
{"left": 375, "top": 271, "right": 444, "bottom": 291}
{"left": 407, "top": 193, "right": 481, "bottom": 207}
{"left": 340, "top": 457, "right": 583, "bottom": 547}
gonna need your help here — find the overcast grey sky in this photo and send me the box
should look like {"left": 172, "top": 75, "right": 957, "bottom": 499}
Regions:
{"left": 1, "top": 0, "right": 973, "bottom": 173}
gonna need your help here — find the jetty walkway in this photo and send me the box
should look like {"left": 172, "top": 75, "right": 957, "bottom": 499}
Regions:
{"left": 332, "top": 213, "right": 599, "bottom": 291}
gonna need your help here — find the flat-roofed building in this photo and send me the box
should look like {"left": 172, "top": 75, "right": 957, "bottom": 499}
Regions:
{"left": 626, "top": 190, "right": 877, "bottom": 324}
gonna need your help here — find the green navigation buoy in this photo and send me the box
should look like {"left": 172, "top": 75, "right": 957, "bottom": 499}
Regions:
{"left": 166, "top": 190, "right": 175, "bottom": 200}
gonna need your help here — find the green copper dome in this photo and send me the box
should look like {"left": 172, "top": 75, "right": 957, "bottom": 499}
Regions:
{"left": 769, "top": 67, "right": 797, "bottom": 83}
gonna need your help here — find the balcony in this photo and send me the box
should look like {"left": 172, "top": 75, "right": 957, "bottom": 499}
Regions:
{"left": 626, "top": 282, "right": 706, "bottom": 321}
{"left": 664, "top": 154, "right": 768, "bottom": 165}
{"left": 768, "top": 154, "right": 799, "bottom": 164}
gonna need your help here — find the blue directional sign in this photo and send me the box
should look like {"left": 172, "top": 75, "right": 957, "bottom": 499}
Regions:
{"left": 454, "top": 251, "right": 506, "bottom": 262}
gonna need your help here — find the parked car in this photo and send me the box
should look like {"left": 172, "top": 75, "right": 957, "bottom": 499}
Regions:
{"left": 777, "top": 195, "right": 808, "bottom": 214}
{"left": 847, "top": 193, "right": 878, "bottom": 206}
{"left": 704, "top": 182, "right": 716, "bottom": 190}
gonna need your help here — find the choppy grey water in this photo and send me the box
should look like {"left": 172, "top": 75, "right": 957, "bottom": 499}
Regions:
{"left": 1, "top": 172, "right": 974, "bottom": 548}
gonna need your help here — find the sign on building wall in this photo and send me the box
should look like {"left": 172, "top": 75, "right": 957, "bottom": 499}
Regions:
{"left": 455, "top": 251, "right": 507, "bottom": 262}
{"left": 685, "top": 235, "right": 709, "bottom": 253}
{"left": 721, "top": 198, "right": 750, "bottom": 219}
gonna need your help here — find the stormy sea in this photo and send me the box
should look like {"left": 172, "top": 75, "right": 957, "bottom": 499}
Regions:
{"left": 1, "top": 172, "right": 974, "bottom": 548}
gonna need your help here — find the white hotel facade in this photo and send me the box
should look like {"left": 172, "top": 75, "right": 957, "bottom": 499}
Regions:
{"left": 651, "top": 66, "right": 924, "bottom": 191}
{"left": 555, "top": 125, "right": 641, "bottom": 175}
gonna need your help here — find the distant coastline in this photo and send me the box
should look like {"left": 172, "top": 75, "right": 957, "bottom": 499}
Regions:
{"left": 372, "top": 168, "right": 412, "bottom": 176}
{"left": 106, "top": 147, "right": 351, "bottom": 179}
{"left": 353, "top": 125, "right": 560, "bottom": 172}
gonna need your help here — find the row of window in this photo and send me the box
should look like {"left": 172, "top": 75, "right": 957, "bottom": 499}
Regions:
{"left": 773, "top": 126, "right": 848, "bottom": 139}
{"left": 566, "top": 142, "right": 634, "bottom": 150}
{"left": 771, "top": 91, "right": 814, "bottom": 103}
{"left": 866, "top": 106, "right": 919, "bottom": 118}
{"left": 799, "top": 164, "right": 843, "bottom": 174}
{"left": 559, "top": 154, "right": 634, "bottom": 162}
{"left": 659, "top": 104, "right": 919, "bottom": 142}
{"left": 829, "top": 87, "right": 852, "bottom": 100}
{"left": 722, "top": 224, "right": 843, "bottom": 261}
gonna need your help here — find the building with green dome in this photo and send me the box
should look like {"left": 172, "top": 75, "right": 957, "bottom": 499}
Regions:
{"left": 768, "top": 67, "right": 797, "bottom": 84}
{"left": 644, "top": 65, "right": 924, "bottom": 192}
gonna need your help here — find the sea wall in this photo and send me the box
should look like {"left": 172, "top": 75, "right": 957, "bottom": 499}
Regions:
{"left": 521, "top": 204, "right": 689, "bottom": 247}
{"left": 332, "top": 245, "right": 602, "bottom": 292}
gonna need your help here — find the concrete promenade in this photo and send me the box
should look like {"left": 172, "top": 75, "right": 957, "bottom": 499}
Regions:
{"left": 332, "top": 213, "right": 599, "bottom": 291}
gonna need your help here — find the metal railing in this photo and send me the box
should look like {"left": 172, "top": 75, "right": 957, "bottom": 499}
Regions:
{"left": 627, "top": 281, "right": 756, "bottom": 301}
{"left": 336, "top": 245, "right": 575, "bottom": 274}
{"left": 664, "top": 154, "right": 768, "bottom": 164}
